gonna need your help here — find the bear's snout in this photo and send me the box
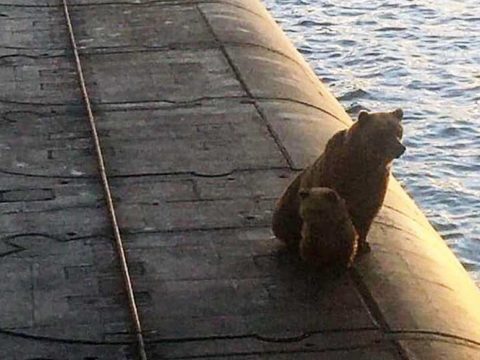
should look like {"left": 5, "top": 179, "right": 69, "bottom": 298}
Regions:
{"left": 394, "top": 142, "right": 406, "bottom": 158}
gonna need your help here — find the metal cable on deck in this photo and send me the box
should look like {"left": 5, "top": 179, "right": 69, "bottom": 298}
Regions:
{"left": 61, "top": 1, "right": 148, "bottom": 359}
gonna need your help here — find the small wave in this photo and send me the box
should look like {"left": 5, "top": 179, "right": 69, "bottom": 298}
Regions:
{"left": 462, "top": 16, "right": 480, "bottom": 23}
{"left": 463, "top": 262, "right": 480, "bottom": 272}
{"left": 375, "top": 26, "right": 408, "bottom": 32}
{"left": 346, "top": 103, "right": 369, "bottom": 114}
{"left": 298, "top": 46, "right": 313, "bottom": 55}
{"left": 338, "top": 39, "right": 357, "bottom": 46}
{"left": 338, "top": 89, "right": 370, "bottom": 101}
{"left": 440, "top": 127, "right": 462, "bottom": 137}
{"left": 442, "top": 231, "right": 465, "bottom": 241}
{"left": 297, "top": 20, "right": 335, "bottom": 27}
{"left": 432, "top": 220, "right": 458, "bottom": 232}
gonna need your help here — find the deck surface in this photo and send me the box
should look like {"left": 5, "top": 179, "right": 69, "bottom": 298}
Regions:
{"left": 1, "top": 0, "right": 480, "bottom": 359}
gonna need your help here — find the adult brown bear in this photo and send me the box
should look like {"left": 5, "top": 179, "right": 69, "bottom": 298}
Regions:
{"left": 272, "top": 109, "right": 405, "bottom": 253}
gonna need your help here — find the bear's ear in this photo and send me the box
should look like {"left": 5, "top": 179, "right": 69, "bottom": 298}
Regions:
{"left": 357, "top": 111, "right": 370, "bottom": 125}
{"left": 392, "top": 108, "right": 403, "bottom": 121}
{"left": 299, "top": 189, "right": 310, "bottom": 199}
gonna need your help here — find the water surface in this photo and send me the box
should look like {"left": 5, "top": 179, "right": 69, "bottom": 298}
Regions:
{"left": 264, "top": 0, "right": 480, "bottom": 285}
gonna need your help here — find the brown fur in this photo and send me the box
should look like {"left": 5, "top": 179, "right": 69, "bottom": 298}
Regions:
{"left": 299, "top": 187, "right": 358, "bottom": 268}
{"left": 272, "top": 109, "right": 405, "bottom": 251}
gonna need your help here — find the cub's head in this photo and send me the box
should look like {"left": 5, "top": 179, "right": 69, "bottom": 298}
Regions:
{"left": 347, "top": 108, "right": 405, "bottom": 165}
{"left": 299, "top": 187, "right": 346, "bottom": 224}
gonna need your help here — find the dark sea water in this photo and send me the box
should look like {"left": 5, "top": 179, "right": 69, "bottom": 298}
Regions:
{"left": 264, "top": 0, "right": 480, "bottom": 285}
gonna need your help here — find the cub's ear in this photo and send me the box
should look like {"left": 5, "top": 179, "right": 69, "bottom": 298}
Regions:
{"left": 299, "top": 189, "right": 310, "bottom": 199}
{"left": 324, "top": 190, "right": 339, "bottom": 203}
{"left": 357, "top": 111, "right": 370, "bottom": 125}
{"left": 392, "top": 108, "right": 403, "bottom": 121}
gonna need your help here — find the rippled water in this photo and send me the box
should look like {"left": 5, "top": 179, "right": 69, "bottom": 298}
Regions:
{"left": 264, "top": 0, "right": 480, "bottom": 285}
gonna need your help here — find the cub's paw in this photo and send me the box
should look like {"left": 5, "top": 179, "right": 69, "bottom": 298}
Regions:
{"left": 357, "top": 241, "right": 371, "bottom": 255}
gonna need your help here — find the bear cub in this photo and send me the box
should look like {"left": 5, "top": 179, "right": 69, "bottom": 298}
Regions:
{"left": 272, "top": 108, "right": 405, "bottom": 254}
{"left": 299, "top": 187, "right": 358, "bottom": 269}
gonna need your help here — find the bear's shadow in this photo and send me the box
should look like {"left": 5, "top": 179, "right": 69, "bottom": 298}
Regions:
{"left": 254, "top": 243, "right": 353, "bottom": 304}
